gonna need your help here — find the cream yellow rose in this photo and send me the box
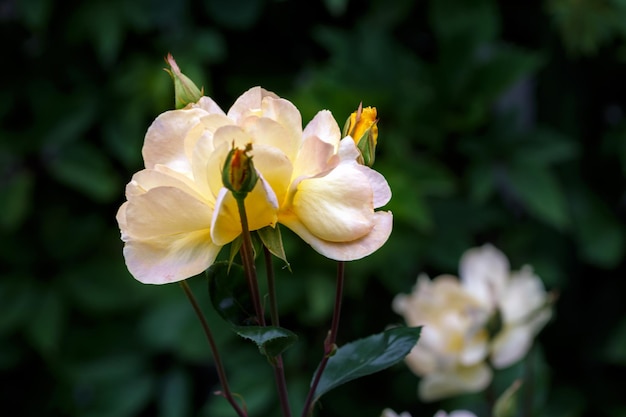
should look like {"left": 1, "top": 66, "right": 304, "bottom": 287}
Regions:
{"left": 392, "top": 274, "right": 492, "bottom": 401}
{"left": 117, "top": 87, "right": 392, "bottom": 284}
{"left": 393, "top": 244, "right": 552, "bottom": 401}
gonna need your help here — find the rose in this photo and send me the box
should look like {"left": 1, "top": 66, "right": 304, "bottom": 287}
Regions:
{"left": 117, "top": 87, "right": 392, "bottom": 284}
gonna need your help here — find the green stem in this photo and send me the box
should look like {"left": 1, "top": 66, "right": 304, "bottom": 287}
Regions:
{"left": 180, "top": 281, "right": 247, "bottom": 417}
{"left": 301, "top": 261, "right": 345, "bottom": 417}
{"left": 263, "top": 246, "right": 292, "bottom": 417}
{"left": 235, "top": 197, "right": 265, "bottom": 326}
{"left": 264, "top": 246, "right": 280, "bottom": 327}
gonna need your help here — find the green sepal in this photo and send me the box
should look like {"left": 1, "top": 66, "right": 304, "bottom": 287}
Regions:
{"left": 164, "top": 53, "right": 203, "bottom": 109}
{"left": 233, "top": 325, "right": 298, "bottom": 360}
{"left": 312, "top": 326, "right": 421, "bottom": 402}
{"left": 357, "top": 126, "right": 376, "bottom": 167}
{"left": 256, "top": 225, "right": 290, "bottom": 271}
{"left": 206, "top": 261, "right": 255, "bottom": 326}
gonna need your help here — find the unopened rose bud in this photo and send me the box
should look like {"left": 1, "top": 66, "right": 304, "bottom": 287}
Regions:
{"left": 343, "top": 102, "right": 378, "bottom": 166}
{"left": 164, "top": 53, "right": 203, "bottom": 109}
{"left": 222, "top": 142, "right": 259, "bottom": 199}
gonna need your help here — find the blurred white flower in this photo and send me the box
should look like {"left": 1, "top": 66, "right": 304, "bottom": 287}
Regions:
{"left": 381, "top": 409, "right": 412, "bottom": 417}
{"left": 460, "top": 244, "right": 553, "bottom": 368}
{"left": 382, "top": 409, "right": 477, "bottom": 417}
{"left": 433, "top": 410, "right": 478, "bottom": 417}
{"left": 392, "top": 274, "right": 492, "bottom": 401}
{"left": 393, "top": 244, "right": 553, "bottom": 401}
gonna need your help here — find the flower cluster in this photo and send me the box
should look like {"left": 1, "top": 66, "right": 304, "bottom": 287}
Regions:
{"left": 117, "top": 87, "right": 392, "bottom": 284}
{"left": 393, "top": 244, "right": 553, "bottom": 401}
{"left": 382, "top": 409, "right": 477, "bottom": 417}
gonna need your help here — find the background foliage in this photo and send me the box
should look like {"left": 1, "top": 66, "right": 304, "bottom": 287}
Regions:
{"left": 2, "top": 0, "right": 626, "bottom": 416}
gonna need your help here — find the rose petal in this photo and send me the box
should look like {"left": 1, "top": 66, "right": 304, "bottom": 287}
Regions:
{"left": 418, "top": 364, "right": 492, "bottom": 402}
{"left": 143, "top": 107, "right": 208, "bottom": 175}
{"left": 280, "top": 210, "right": 392, "bottom": 261}
{"left": 460, "top": 244, "right": 510, "bottom": 309}
{"left": 227, "top": 87, "right": 279, "bottom": 123}
{"left": 193, "top": 96, "right": 226, "bottom": 115}
{"left": 123, "top": 186, "right": 212, "bottom": 240}
{"left": 302, "top": 110, "right": 341, "bottom": 149}
{"left": 241, "top": 117, "right": 300, "bottom": 162}
{"left": 291, "top": 162, "right": 375, "bottom": 242}
{"left": 123, "top": 231, "right": 221, "bottom": 284}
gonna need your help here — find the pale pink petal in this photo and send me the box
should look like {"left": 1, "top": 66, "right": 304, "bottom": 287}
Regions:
{"left": 252, "top": 144, "right": 293, "bottom": 206}
{"left": 460, "top": 244, "right": 510, "bottom": 309}
{"left": 290, "top": 135, "right": 339, "bottom": 186}
{"left": 241, "top": 117, "right": 300, "bottom": 161}
{"left": 227, "top": 87, "right": 279, "bottom": 123}
{"left": 280, "top": 211, "right": 392, "bottom": 261}
{"left": 123, "top": 232, "right": 221, "bottom": 284}
{"left": 142, "top": 108, "right": 207, "bottom": 175}
{"left": 418, "top": 364, "right": 492, "bottom": 402}
{"left": 123, "top": 187, "right": 212, "bottom": 240}
{"left": 357, "top": 164, "right": 392, "bottom": 208}
{"left": 290, "top": 162, "right": 376, "bottom": 242}
{"left": 490, "top": 325, "right": 534, "bottom": 369}
{"left": 125, "top": 168, "right": 208, "bottom": 204}
{"left": 260, "top": 97, "right": 303, "bottom": 157}
{"left": 193, "top": 96, "right": 226, "bottom": 115}
{"left": 302, "top": 110, "right": 341, "bottom": 149}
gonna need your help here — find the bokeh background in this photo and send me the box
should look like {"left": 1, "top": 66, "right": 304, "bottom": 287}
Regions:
{"left": 2, "top": 0, "right": 626, "bottom": 416}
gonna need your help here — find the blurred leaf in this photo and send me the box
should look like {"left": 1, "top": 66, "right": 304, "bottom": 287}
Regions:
{"left": 233, "top": 325, "right": 298, "bottom": 358}
{"left": 47, "top": 142, "right": 122, "bottom": 202}
{"left": 17, "top": 0, "right": 52, "bottom": 30}
{"left": 312, "top": 326, "right": 421, "bottom": 401}
{"left": 571, "top": 187, "right": 625, "bottom": 268}
{"left": 25, "top": 287, "right": 65, "bottom": 356}
{"left": 0, "top": 277, "right": 36, "bottom": 336}
{"left": 207, "top": 261, "right": 255, "bottom": 326}
{"left": 62, "top": 259, "right": 150, "bottom": 313}
{"left": 139, "top": 298, "right": 193, "bottom": 352}
{"left": 323, "top": 0, "right": 349, "bottom": 17}
{"left": 506, "top": 162, "right": 569, "bottom": 229}
{"left": 429, "top": 0, "right": 499, "bottom": 43}
{"left": 204, "top": 0, "right": 264, "bottom": 30}
{"left": 0, "top": 169, "right": 34, "bottom": 231}
{"left": 158, "top": 367, "right": 192, "bottom": 417}
{"left": 474, "top": 45, "right": 543, "bottom": 104}
{"left": 516, "top": 129, "right": 579, "bottom": 165}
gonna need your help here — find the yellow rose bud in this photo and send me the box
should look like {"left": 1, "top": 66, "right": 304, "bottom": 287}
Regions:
{"left": 343, "top": 102, "right": 378, "bottom": 167}
{"left": 222, "top": 142, "right": 259, "bottom": 199}
{"left": 164, "top": 53, "right": 203, "bottom": 109}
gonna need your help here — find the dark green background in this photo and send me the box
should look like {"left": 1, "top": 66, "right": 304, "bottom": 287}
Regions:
{"left": 2, "top": 0, "right": 626, "bottom": 416}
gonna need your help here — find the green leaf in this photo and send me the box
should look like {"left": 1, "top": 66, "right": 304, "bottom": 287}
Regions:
{"left": 47, "top": 142, "right": 121, "bottom": 202}
{"left": 312, "top": 326, "right": 421, "bottom": 401}
{"left": 25, "top": 287, "right": 65, "bottom": 356}
{"left": 494, "top": 379, "right": 523, "bottom": 417}
{"left": 506, "top": 162, "right": 569, "bottom": 229}
{"left": 0, "top": 169, "right": 34, "bottom": 231}
{"left": 257, "top": 225, "right": 290, "bottom": 270}
{"left": 233, "top": 325, "right": 298, "bottom": 358}
{"left": 206, "top": 261, "right": 255, "bottom": 326}
{"left": 158, "top": 368, "right": 192, "bottom": 417}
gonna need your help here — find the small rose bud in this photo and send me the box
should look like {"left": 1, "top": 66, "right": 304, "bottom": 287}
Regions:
{"left": 343, "top": 102, "right": 378, "bottom": 166}
{"left": 222, "top": 142, "right": 259, "bottom": 199}
{"left": 164, "top": 53, "right": 203, "bottom": 109}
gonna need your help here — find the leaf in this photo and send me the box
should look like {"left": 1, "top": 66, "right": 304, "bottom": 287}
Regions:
{"left": 312, "top": 326, "right": 421, "bottom": 401}
{"left": 233, "top": 325, "right": 298, "bottom": 358}
{"left": 257, "top": 225, "right": 290, "bottom": 270}
{"left": 206, "top": 261, "right": 255, "bottom": 326}
{"left": 494, "top": 379, "right": 523, "bottom": 417}
{"left": 506, "top": 162, "right": 569, "bottom": 229}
